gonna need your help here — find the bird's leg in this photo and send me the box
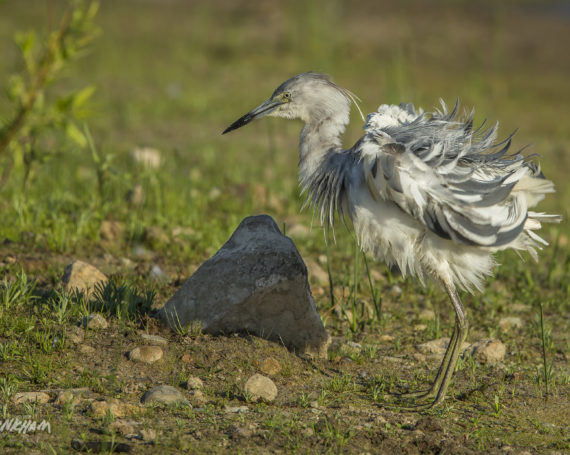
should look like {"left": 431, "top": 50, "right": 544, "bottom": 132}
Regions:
{"left": 389, "top": 280, "right": 468, "bottom": 410}
{"left": 426, "top": 281, "right": 468, "bottom": 408}
{"left": 397, "top": 323, "right": 458, "bottom": 400}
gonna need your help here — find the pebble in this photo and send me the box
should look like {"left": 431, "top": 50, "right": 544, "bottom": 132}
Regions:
{"left": 389, "top": 285, "right": 402, "bottom": 296}
{"left": 286, "top": 223, "right": 310, "bottom": 239}
{"left": 244, "top": 374, "right": 277, "bottom": 402}
{"left": 181, "top": 353, "right": 193, "bottom": 365}
{"left": 100, "top": 220, "right": 125, "bottom": 243}
{"left": 511, "top": 303, "right": 531, "bottom": 312}
{"left": 189, "top": 390, "right": 207, "bottom": 407}
{"left": 55, "top": 390, "right": 82, "bottom": 408}
{"left": 149, "top": 264, "right": 169, "bottom": 283}
{"left": 224, "top": 405, "right": 249, "bottom": 413}
{"left": 62, "top": 260, "right": 108, "bottom": 297}
{"left": 140, "top": 428, "right": 157, "bottom": 442}
{"left": 140, "top": 333, "right": 168, "bottom": 346}
{"left": 90, "top": 399, "right": 134, "bottom": 418}
{"left": 128, "top": 346, "right": 163, "bottom": 364}
{"left": 260, "top": 357, "right": 282, "bottom": 376}
{"left": 418, "top": 309, "right": 435, "bottom": 320}
{"left": 144, "top": 226, "right": 169, "bottom": 245}
{"left": 141, "top": 385, "right": 188, "bottom": 405}
{"left": 415, "top": 338, "right": 469, "bottom": 355}
{"left": 379, "top": 334, "right": 395, "bottom": 342}
{"left": 68, "top": 326, "right": 85, "bottom": 344}
{"left": 81, "top": 314, "right": 108, "bottom": 330}
{"left": 109, "top": 420, "right": 136, "bottom": 437}
{"left": 305, "top": 259, "right": 329, "bottom": 286}
{"left": 498, "top": 317, "right": 523, "bottom": 331}
{"left": 78, "top": 344, "right": 96, "bottom": 355}
{"left": 13, "top": 391, "right": 50, "bottom": 404}
{"left": 466, "top": 339, "right": 506, "bottom": 364}
{"left": 185, "top": 376, "right": 204, "bottom": 390}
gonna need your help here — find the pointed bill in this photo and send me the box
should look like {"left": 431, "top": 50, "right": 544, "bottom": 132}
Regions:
{"left": 222, "top": 98, "right": 284, "bottom": 134}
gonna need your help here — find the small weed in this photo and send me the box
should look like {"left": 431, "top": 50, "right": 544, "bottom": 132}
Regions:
{"left": 297, "top": 392, "right": 311, "bottom": 408}
{"left": 537, "top": 302, "right": 554, "bottom": 398}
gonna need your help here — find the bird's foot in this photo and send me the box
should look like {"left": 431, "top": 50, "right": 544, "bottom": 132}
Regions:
{"left": 381, "top": 390, "right": 444, "bottom": 411}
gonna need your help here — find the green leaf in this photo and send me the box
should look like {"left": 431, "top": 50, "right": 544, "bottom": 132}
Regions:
{"left": 66, "top": 122, "right": 87, "bottom": 148}
{"left": 14, "top": 30, "right": 36, "bottom": 72}
{"left": 72, "top": 85, "right": 96, "bottom": 108}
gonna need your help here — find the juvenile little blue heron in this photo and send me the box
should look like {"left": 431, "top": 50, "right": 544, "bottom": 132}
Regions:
{"left": 223, "top": 72, "right": 561, "bottom": 408}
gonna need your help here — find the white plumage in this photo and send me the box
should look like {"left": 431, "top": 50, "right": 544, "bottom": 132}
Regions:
{"left": 223, "top": 72, "right": 561, "bottom": 409}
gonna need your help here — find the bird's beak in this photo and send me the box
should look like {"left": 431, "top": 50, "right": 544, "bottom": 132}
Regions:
{"left": 222, "top": 98, "right": 284, "bottom": 134}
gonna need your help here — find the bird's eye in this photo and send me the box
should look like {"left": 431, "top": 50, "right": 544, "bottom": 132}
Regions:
{"left": 283, "top": 92, "right": 291, "bottom": 100}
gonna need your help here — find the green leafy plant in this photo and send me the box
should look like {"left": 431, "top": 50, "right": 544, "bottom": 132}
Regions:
{"left": 0, "top": 0, "right": 100, "bottom": 189}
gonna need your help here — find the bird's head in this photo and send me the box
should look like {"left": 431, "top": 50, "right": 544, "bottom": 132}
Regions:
{"left": 222, "top": 72, "right": 361, "bottom": 134}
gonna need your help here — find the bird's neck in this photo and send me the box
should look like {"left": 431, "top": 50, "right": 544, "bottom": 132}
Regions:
{"left": 298, "top": 111, "right": 349, "bottom": 184}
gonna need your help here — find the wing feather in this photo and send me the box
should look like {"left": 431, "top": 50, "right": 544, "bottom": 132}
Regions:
{"left": 360, "top": 102, "right": 531, "bottom": 247}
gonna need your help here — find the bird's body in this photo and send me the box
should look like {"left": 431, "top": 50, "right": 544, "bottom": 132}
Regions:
{"left": 223, "top": 72, "right": 561, "bottom": 408}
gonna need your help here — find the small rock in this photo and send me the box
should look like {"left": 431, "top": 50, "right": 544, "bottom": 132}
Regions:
{"left": 90, "top": 399, "right": 133, "bottom": 418}
{"left": 231, "top": 424, "right": 252, "bottom": 439}
{"left": 303, "top": 427, "right": 314, "bottom": 437}
{"left": 81, "top": 314, "right": 108, "bottom": 330}
{"left": 109, "top": 420, "right": 136, "bottom": 437}
{"left": 260, "top": 357, "right": 282, "bottom": 376}
{"left": 244, "top": 374, "right": 277, "bottom": 402}
{"left": 305, "top": 259, "right": 329, "bottom": 286}
{"left": 418, "top": 309, "right": 435, "bottom": 320}
{"left": 172, "top": 226, "right": 196, "bottom": 238}
{"left": 100, "top": 220, "right": 125, "bottom": 243}
{"left": 140, "top": 428, "right": 157, "bottom": 442}
{"left": 209, "top": 187, "right": 222, "bottom": 200}
{"left": 286, "top": 223, "right": 310, "bottom": 239}
{"left": 62, "top": 260, "right": 108, "bottom": 297}
{"left": 149, "top": 264, "right": 168, "bottom": 283}
{"left": 68, "top": 326, "right": 85, "bottom": 344}
{"left": 132, "top": 245, "right": 154, "bottom": 260}
{"left": 13, "top": 391, "right": 50, "bottom": 405}
{"left": 413, "top": 324, "right": 427, "bottom": 332}
{"left": 389, "top": 285, "right": 402, "bottom": 296}
{"left": 185, "top": 376, "right": 204, "bottom": 390}
{"left": 128, "top": 346, "right": 163, "bottom": 364}
{"left": 120, "top": 257, "right": 136, "bottom": 270}
{"left": 181, "top": 353, "right": 193, "bottom": 365}
{"left": 343, "top": 341, "right": 362, "bottom": 354}
{"left": 416, "top": 338, "right": 469, "bottom": 355}
{"left": 465, "top": 339, "right": 506, "bottom": 364}
{"left": 78, "top": 344, "right": 96, "bottom": 355}
{"left": 413, "top": 353, "right": 426, "bottom": 362}
{"left": 55, "top": 390, "right": 81, "bottom": 408}
{"left": 224, "top": 405, "right": 249, "bottom": 414}
{"left": 511, "top": 303, "right": 531, "bottom": 312}
{"left": 144, "top": 226, "right": 170, "bottom": 246}
{"left": 140, "top": 333, "right": 168, "bottom": 346}
{"left": 141, "top": 385, "right": 188, "bottom": 405}
{"left": 189, "top": 390, "right": 207, "bottom": 407}
{"left": 498, "top": 317, "right": 523, "bottom": 332}
{"left": 379, "top": 334, "right": 394, "bottom": 342}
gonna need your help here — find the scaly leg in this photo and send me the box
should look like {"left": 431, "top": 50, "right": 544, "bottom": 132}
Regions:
{"left": 388, "top": 280, "right": 468, "bottom": 410}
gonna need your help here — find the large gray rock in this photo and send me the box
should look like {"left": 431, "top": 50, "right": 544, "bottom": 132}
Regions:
{"left": 158, "top": 215, "right": 330, "bottom": 358}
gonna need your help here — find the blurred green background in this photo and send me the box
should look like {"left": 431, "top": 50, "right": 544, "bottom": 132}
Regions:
{"left": 0, "top": 0, "right": 568, "bottom": 260}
